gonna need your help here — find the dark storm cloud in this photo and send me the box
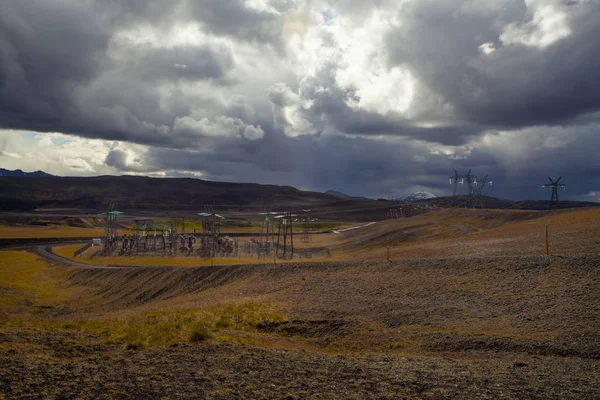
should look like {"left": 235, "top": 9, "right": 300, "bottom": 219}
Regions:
{"left": 185, "top": 0, "right": 289, "bottom": 48}
{"left": 106, "top": 125, "right": 504, "bottom": 198}
{"left": 3, "top": 0, "right": 598, "bottom": 148}
{"left": 385, "top": 0, "right": 600, "bottom": 129}
{"left": 126, "top": 44, "right": 235, "bottom": 82}
{"left": 0, "top": 1, "right": 258, "bottom": 147}
{"left": 297, "top": 62, "right": 482, "bottom": 145}
{"left": 0, "top": 0, "right": 248, "bottom": 147}
{"left": 0, "top": 1, "right": 109, "bottom": 130}
{"left": 105, "top": 149, "right": 128, "bottom": 170}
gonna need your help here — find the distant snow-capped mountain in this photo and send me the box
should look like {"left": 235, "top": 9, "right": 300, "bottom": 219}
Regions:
{"left": 402, "top": 191, "right": 436, "bottom": 202}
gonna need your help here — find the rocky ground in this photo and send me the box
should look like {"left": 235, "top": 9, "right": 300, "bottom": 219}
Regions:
{"left": 1, "top": 326, "right": 598, "bottom": 399}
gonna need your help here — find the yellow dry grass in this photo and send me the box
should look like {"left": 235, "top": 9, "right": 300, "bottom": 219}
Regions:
{"left": 0, "top": 225, "right": 104, "bottom": 239}
{"left": 0, "top": 250, "right": 291, "bottom": 349}
{"left": 53, "top": 244, "right": 87, "bottom": 259}
{"left": 62, "top": 302, "right": 288, "bottom": 349}
{"left": 0, "top": 251, "right": 73, "bottom": 314}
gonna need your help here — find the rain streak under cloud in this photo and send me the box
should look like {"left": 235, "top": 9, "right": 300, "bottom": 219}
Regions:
{"left": 0, "top": 0, "right": 600, "bottom": 201}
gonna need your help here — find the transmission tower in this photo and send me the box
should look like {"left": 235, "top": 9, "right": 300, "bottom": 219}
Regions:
{"left": 259, "top": 212, "right": 275, "bottom": 253}
{"left": 449, "top": 170, "right": 478, "bottom": 208}
{"left": 473, "top": 174, "right": 493, "bottom": 208}
{"left": 387, "top": 207, "right": 403, "bottom": 219}
{"left": 275, "top": 211, "right": 294, "bottom": 259}
{"left": 301, "top": 209, "right": 312, "bottom": 243}
{"left": 99, "top": 203, "right": 123, "bottom": 255}
{"left": 450, "top": 170, "right": 459, "bottom": 196}
{"left": 198, "top": 205, "right": 224, "bottom": 257}
{"left": 541, "top": 177, "right": 566, "bottom": 209}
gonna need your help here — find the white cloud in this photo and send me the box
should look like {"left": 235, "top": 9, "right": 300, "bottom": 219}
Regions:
{"left": 500, "top": 3, "right": 572, "bottom": 49}
{"left": 0, "top": 130, "right": 141, "bottom": 176}
{"left": 174, "top": 116, "right": 246, "bottom": 138}
{"left": 268, "top": 83, "right": 317, "bottom": 137}
{"left": 283, "top": 5, "right": 415, "bottom": 116}
{"left": 243, "top": 125, "right": 265, "bottom": 140}
{"left": 479, "top": 42, "right": 496, "bottom": 54}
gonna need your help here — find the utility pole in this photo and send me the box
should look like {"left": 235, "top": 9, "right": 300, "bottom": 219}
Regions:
{"left": 541, "top": 177, "right": 566, "bottom": 209}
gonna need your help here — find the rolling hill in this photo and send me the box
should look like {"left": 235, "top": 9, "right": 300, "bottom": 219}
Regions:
{"left": 0, "top": 168, "right": 53, "bottom": 177}
{"left": 0, "top": 175, "right": 343, "bottom": 211}
{"left": 0, "top": 174, "right": 598, "bottom": 213}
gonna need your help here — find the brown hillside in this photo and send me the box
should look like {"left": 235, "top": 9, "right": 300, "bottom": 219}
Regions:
{"left": 331, "top": 208, "right": 600, "bottom": 258}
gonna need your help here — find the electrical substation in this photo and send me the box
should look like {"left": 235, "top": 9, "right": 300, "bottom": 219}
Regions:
{"left": 94, "top": 172, "right": 570, "bottom": 260}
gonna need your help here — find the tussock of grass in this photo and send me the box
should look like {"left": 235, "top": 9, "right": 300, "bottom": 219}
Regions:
{"left": 189, "top": 325, "right": 213, "bottom": 342}
{"left": 513, "top": 361, "right": 529, "bottom": 368}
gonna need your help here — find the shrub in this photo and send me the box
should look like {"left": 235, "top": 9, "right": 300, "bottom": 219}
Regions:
{"left": 189, "top": 325, "right": 212, "bottom": 342}
{"left": 215, "top": 316, "right": 231, "bottom": 329}
{"left": 513, "top": 361, "right": 528, "bottom": 368}
{"left": 123, "top": 341, "right": 145, "bottom": 350}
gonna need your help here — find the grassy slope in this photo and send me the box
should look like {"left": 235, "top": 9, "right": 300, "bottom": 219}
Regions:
{"left": 0, "top": 251, "right": 75, "bottom": 318}
{"left": 332, "top": 207, "right": 600, "bottom": 259}
{"left": 2, "top": 250, "right": 597, "bottom": 360}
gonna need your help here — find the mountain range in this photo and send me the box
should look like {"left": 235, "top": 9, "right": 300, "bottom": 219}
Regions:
{"left": 0, "top": 174, "right": 343, "bottom": 211}
{"left": 0, "top": 168, "right": 53, "bottom": 177}
{"left": 0, "top": 170, "right": 598, "bottom": 213}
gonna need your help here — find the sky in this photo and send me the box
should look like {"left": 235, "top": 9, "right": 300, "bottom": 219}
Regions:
{"left": 1, "top": 0, "right": 599, "bottom": 201}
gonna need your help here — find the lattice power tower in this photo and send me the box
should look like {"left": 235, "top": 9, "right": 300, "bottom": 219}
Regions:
{"left": 541, "top": 176, "right": 566, "bottom": 209}
{"left": 99, "top": 203, "right": 123, "bottom": 254}
{"left": 449, "top": 170, "right": 492, "bottom": 208}
{"left": 301, "top": 209, "right": 312, "bottom": 243}
{"left": 275, "top": 211, "right": 294, "bottom": 259}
